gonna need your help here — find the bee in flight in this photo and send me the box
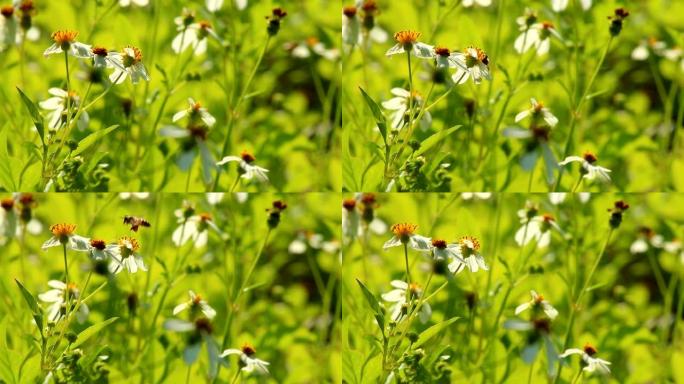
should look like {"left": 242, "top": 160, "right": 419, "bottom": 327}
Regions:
{"left": 123, "top": 216, "right": 151, "bottom": 232}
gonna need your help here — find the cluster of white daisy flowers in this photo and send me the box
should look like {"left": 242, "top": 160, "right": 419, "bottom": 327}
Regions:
{"left": 430, "top": 237, "right": 489, "bottom": 275}
{"left": 43, "top": 29, "right": 150, "bottom": 84}
{"left": 385, "top": 30, "right": 492, "bottom": 85}
{"left": 42, "top": 222, "right": 148, "bottom": 274}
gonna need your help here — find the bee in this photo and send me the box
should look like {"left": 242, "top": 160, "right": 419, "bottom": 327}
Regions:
{"left": 123, "top": 216, "right": 151, "bottom": 232}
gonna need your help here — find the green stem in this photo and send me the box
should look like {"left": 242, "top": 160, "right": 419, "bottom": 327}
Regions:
{"left": 403, "top": 243, "right": 412, "bottom": 286}
{"left": 555, "top": 37, "right": 613, "bottom": 191}
{"left": 213, "top": 36, "right": 272, "bottom": 190}
{"left": 62, "top": 244, "right": 70, "bottom": 319}
{"left": 555, "top": 229, "right": 613, "bottom": 383}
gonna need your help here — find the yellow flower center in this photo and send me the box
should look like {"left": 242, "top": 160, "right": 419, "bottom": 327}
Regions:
{"left": 391, "top": 223, "right": 417, "bottom": 237}
{"left": 50, "top": 223, "right": 76, "bottom": 237}
{"left": 118, "top": 236, "right": 140, "bottom": 257}
{"left": 465, "top": 47, "right": 489, "bottom": 67}
{"left": 394, "top": 30, "right": 420, "bottom": 45}
{"left": 122, "top": 46, "right": 143, "bottom": 67}
{"left": 51, "top": 30, "right": 78, "bottom": 45}
{"left": 459, "top": 236, "right": 480, "bottom": 256}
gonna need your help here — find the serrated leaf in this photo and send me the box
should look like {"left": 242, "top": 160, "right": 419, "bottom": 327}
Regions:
{"left": 71, "top": 317, "right": 118, "bottom": 349}
{"left": 414, "top": 316, "right": 460, "bottom": 348}
{"left": 72, "top": 125, "right": 119, "bottom": 157}
{"left": 16, "top": 87, "right": 45, "bottom": 147}
{"left": 415, "top": 125, "right": 461, "bottom": 157}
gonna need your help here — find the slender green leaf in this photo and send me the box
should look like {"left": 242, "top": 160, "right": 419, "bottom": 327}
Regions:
{"left": 359, "top": 87, "right": 387, "bottom": 145}
{"left": 414, "top": 317, "right": 460, "bottom": 348}
{"left": 16, "top": 87, "right": 45, "bottom": 147}
{"left": 72, "top": 125, "right": 119, "bottom": 156}
{"left": 72, "top": 317, "right": 119, "bottom": 349}
{"left": 14, "top": 279, "right": 40, "bottom": 314}
{"left": 356, "top": 279, "right": 382, "bottom": 315}
{"left": 415, "top": 125, "right": 461, "bottom": 157}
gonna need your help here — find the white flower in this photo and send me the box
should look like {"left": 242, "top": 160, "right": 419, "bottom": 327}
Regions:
{"left": 451, "top": 47, "right": 491, "bottom": 84}
{"left": 172, "top": 210, "right": 221, "bottom": 248}
{"left": 221, "top": 344, "right": 270, "bottom": 375}
{"left": 91, "top": 46, "right": 126, "bottom": 71}
{"left": 382, "top": 88, "right": 432, "bottom": 132}
{"left": 342, "top": 6, "right": 360, "bottom": 46}
{"left": 87, "top": 239, "right": 112, "bottom": 261}
{"left": 551, "top": 0, "right": 592, "bottom": 12}
{"left": 216, "top": 151, "right": 270, "bottom": 183}
{"left": 559, "top": 344, "right": 611, "bottom": 374}
{"left": 108, "top": 46, "right": 150, "bottom": 84}
{"left": 119, "top": 192, "right": 150, "bottom": 200}
{"left": 515, "top": 209, "right": 564, "bottom": 248}
{"left": 629, "top": 227, "right": 664, "bottom": 254}
{"left": 206, "top": 0, "right": 223, "bottom": 12}
{"left": 39, "top": 280, "right": 89, "bottom": 323}
{"left": 39, "top": 88, "right": 90, "bottom": 132}
{"left": 501, "top": 125, "right": 559, "bottom": 184}
{"left": 290, "top": 37, "right": 339, "bottom": 61}
{"left": 173, "top": 290, "right": 217, "bottom": 319}
{"left": 235, "top": 0, "right": 247, "bottom": 10}
{"left": 206, "top": 193, "right": 224, "bottom": 205}
{"left": 342, "top": 198, "right": 361, "bottom": 240}
{"left": 0, "top": 6, "right": 17, "bottom": 51}
{"left": 381, "top": 280, "right": 432, "bottom": 323}
{"left": 460, "top": 192, "right": 492, "bottom": 200}
{"left": 0, "top": 198, "right": 17, "bottom": 242}
{"left": 43, "top": 30, "right": 91, "bottom": 58}
{"left": 173, "top": 98, "right": 216, "bottom": 127}
{"left": 119, "top": 0, "right": 149, "bottom": 7}
{"left": 514, "top": 18, "right": 561, "bottom": 56}
{"left": 383, "top": 223, "right": 431, "bottom": 251}
{"left": 462, "top": 0, "right": 492, "bottom": 7}
{"left": 172, "top": 16, "right": 219, "bottom": 56}
{"left": 107, "top": 236, "right": 147, "bottom": 273}
{"left": 42, "top": 223, "right": 90, "bottom": 251}
{"left": 558, "top": 153, "right": 611, "bottom": 182}
{"left": 514, "top": 290, "right": 558, "bottom": 320}
{"left": 515, "top": 98, "right": 558, "bottom": 127}
{"left": 432, "top": 46, "right": 467, "bottom": 70}
{"left": 386, "top": 30, "right": 433, "bottom": 58}
{"left": 449, "top": 236, "right": 488, "bottom": 273}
